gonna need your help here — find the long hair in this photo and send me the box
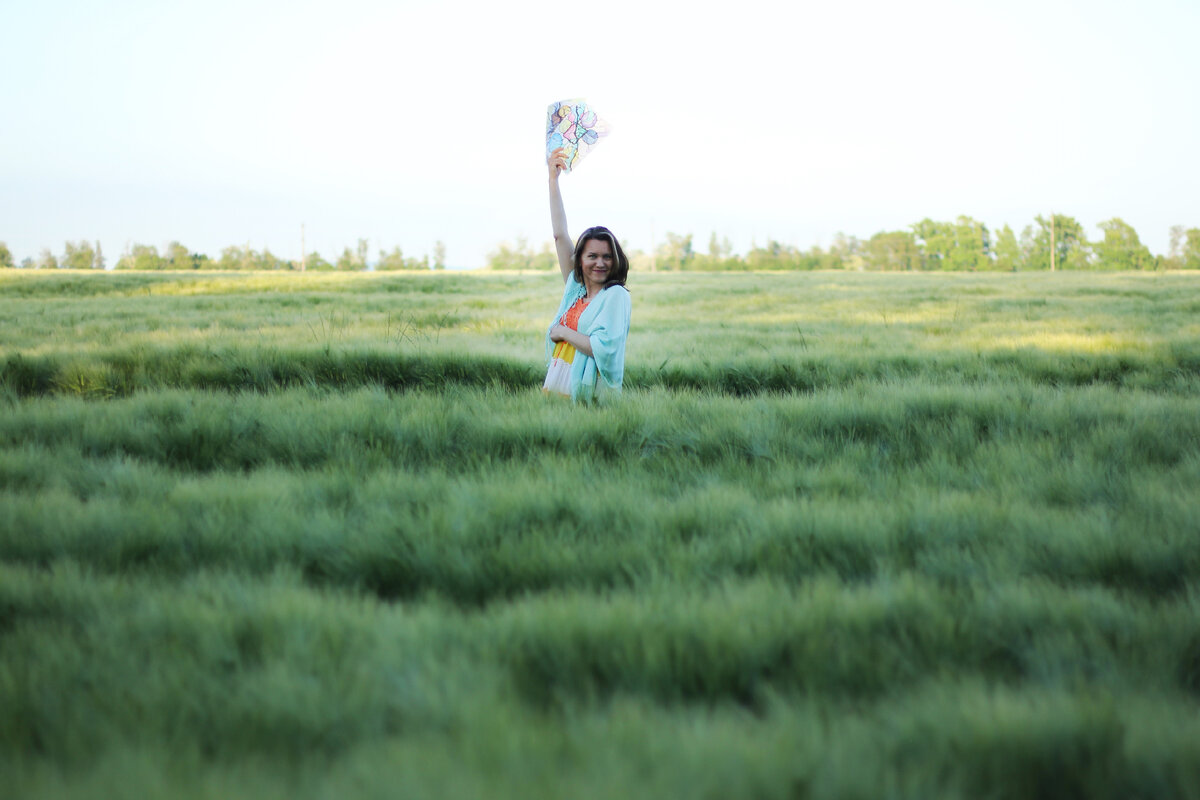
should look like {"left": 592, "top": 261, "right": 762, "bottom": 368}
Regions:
{"left": 572, "top": 226, "right": 629, "bottom": 289}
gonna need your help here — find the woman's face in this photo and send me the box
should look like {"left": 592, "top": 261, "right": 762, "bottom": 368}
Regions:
{"left": 580, "top": 238, "right": 613, "bottom": 290}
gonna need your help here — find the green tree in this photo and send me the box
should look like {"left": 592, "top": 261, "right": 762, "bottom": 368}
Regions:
{"left": 433, "top": 241, "right": 446, "bottom": 270}
{"left": 215, "top": 244, "right": 265, "bottom": 270}
{"left": 792, "top": 245, "right": 825, "bottom": 271}
{"left": 1159, "top": 226, "right": 1183, "bottom": 270}
{"left": 331, "top": 240, "right": 370, "bottom": 270}
{"left": 657, "top": 232, "right": 693, "bottom": 270}
{"left": 305, "top": 251, "right": 333, "bottom": 271}
{"left": 0, "top": 241, "right": 14, "bottom": 269}
{"left": 993, "top": 224, "right": 1021, "bottom": 271}
{"left": 829, "top": 232, "right": 862, "bottom": 270}
{"left": 62, "top": 240, "right": 96, "bottom": 270}
{"left": 530, "top": 242, "right": 557, "bottom": 271}
{"left": 707, "top": 232, "right": 729, "bottom": 260}
{"left": 164, "top": 241, "right": 193, "bottom": 270}
{"left": 862, "top": 231, "right": 919, "bottom": 271}
{"left": 1094, "top": 218, "right": 1153, "bottom": 270}
{"left": 254, "top": 249, "right": 286, "bottom": 270}
{"left": 701, "top": 232, "right": 737, "bottom": 269}
{"left": 93, "top": 241, "right": 105, "bottom": 270}
{"left": 485, "top": 237, "right": 565, "bottom": 271}
{"left": 486, "top": 239, "right": 526, "bottom": 270}
{"left": 116, "top": 244, "right": 165, "bottom": 270}
{"left": 37, "top": 248, "right": 59, "bottom": 269}
{"left": 377, "top": 246, "right": 430, "bottom": 271}
{"left": 1019, "top": 225, "right": 1036, "bottom": 267}
{"left": 948, "top": 216, "right": 990, "bottom": 271}
{"left": 911, "top": 218, "right": 954, "bottom": 269}
{"left": 217, "top": 246, "right": 246, "bottom": 270}
{"left": 911, "top": 217, "right": 990, "bottom": 271}
{"left": 335, "top": 246, "right": 363, "bottom": 271}
{"left": 377, "top": 246, "right": 406, "bottom": 271}
{"left": 1168, "top": 225, "right": 1185, "bottom": 263}
{"left": 803, "top": 245, "right": 832, "bottom": 271}
{"left": 745, "top": 239, "right": 816, "bottom": 270}
{"left": 1029, "top": 214, "right": 1090, "bottom": 270}
{"left": 1185, "top": 228, "right": 1200, "bottom": 270}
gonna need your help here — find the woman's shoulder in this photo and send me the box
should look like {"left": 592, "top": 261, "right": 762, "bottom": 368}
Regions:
{"left": 599, "top": 283, "right": 631, "bottom": 313}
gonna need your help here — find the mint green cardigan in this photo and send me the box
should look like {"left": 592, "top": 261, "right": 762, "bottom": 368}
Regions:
{"left": 545, "top": 274, "right": 631, "bottom": 402}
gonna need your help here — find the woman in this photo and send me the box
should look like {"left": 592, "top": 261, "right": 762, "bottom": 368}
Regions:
{"left": 542, "top": 146, "right": 632, "bottom": 402}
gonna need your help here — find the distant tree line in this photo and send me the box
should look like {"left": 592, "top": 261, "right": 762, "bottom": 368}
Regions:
{"left": 5, "top": 217, "right": 1199, "bottom": 273}
{"left": 486, "top": 216, "right": 1200, "bottom": 272}
{"left": 0, "top": 239, "right": 447, "bottom": 271}
{"left": 484, "top": 237, "right": 560, "bottom": 271}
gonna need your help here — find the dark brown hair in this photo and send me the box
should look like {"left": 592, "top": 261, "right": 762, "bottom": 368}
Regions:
{"left": 572, "top": 226, "right": 629, "bottom": 289}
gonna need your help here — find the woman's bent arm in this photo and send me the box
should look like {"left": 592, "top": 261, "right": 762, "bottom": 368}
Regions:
{"left": 549, "top": 324, "right": 593, "bottom": 357}
{"left": 548, "top": 147, "right": 573, "bottom": 282}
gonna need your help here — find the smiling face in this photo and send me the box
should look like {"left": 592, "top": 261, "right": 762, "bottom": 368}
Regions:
{"left": 579, "top": 237, "right": 613, "bottom": 293}
{"left": 572, "top": 227, "right": 629, "bottom": 292}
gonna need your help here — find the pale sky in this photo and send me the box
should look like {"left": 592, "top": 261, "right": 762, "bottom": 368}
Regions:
{"left": 2, "top": 0, "right": 1197, "bottom": 268}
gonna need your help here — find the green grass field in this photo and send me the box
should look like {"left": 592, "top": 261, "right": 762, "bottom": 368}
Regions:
{"left": 3, "top": 269, "right": 1199, "bottom": 798}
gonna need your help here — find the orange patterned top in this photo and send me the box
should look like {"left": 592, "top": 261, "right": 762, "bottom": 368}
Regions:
{"left": 560, "top": 296, "right": 590, "bottom": 331}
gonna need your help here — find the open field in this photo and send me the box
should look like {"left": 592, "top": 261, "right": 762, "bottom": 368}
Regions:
{"left": 3, "top": 269, "right": 1200, "bottom": 798}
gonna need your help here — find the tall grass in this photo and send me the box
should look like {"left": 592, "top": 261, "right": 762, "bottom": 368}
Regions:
{"left": 4, "top": 270, "right": 1198, "bottom": 398}
{"left": 2, "top": 270, "right": 1199, "bottom": 798}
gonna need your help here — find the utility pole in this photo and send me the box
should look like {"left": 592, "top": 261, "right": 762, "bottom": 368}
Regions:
{"left": 650, "top": 221, "right": 657, "bottom": 272}
{"left": 1050, "top": 213, "right": 1056, "bottom": 272}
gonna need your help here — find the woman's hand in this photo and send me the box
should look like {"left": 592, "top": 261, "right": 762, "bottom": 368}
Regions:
{"left": 549, "top": 324, "right": 570, "bottom": 342}
{"left": 548, "top": 147, "right": 568, "bottom": 180}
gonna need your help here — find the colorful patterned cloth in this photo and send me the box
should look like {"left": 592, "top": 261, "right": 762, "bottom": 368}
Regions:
{"left": 546, "top": 99, "right": 610, "bottom": 174}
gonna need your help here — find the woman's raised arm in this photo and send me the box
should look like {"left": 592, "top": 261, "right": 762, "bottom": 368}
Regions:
{"left": 548, "top": 147, "right": 573, "bottom": 282}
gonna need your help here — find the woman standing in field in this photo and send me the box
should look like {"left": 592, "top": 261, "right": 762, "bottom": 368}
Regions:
{"left": 542, "top": 146, "right": 631, "bottom": 402}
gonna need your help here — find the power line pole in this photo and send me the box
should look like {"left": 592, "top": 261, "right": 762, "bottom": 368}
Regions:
{"left": 650, "top": 221, "right": 657, "bottom": 272}
{"left": 1050, "top": 213, "right": 1056, "bottom": 272}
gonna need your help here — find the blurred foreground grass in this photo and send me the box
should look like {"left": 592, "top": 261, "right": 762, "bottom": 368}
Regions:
{"left": 2, "top": 270, "right": 1200, "bottom": 798}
